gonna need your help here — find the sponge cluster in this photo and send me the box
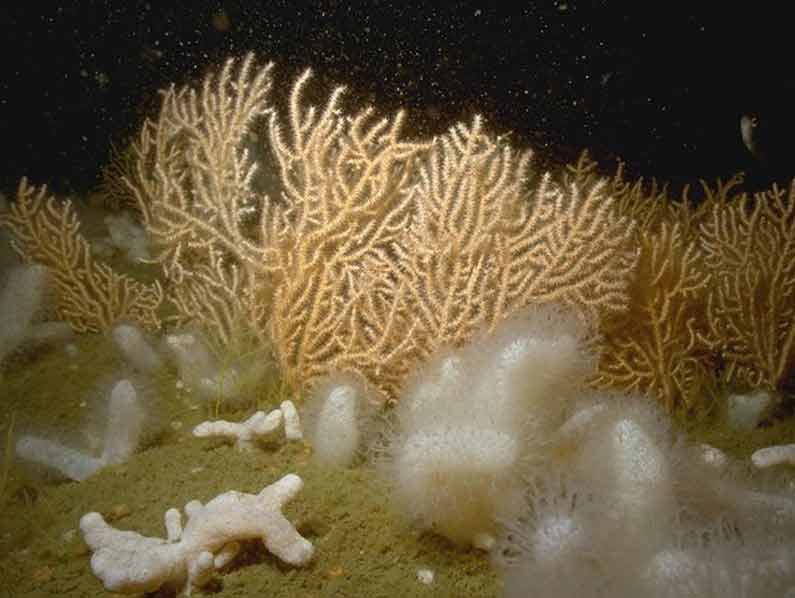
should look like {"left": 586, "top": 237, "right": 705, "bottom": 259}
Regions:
{"left": 382, "top": 305, "right": 594, "bottom": 547}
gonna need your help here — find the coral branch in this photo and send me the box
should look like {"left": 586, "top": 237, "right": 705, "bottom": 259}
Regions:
{"left": 80, "top": 474, "right": 313, "bottom": 595}
{"left": 193, "top": 409, "right": 283, "bottom": 450}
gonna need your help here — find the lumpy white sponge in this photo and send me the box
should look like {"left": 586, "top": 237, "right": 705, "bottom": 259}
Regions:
{"left": 382, "top": 304, "right": 593, "bottom": 547}
{"left": 570, "top": 396, "right": 676, "bottom": 543}
{"left": 80, "top": 474, "right": 314, "bottom": 595}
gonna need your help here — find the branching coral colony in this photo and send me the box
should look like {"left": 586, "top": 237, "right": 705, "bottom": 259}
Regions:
{"left": 116, "top": 53, "right": 637, "bottom": 402}
{"left": 2, "top": 53, "right": 792, "bottom": 410}
{"left": 3, "top": 52, "right": 795, "bottom": 593}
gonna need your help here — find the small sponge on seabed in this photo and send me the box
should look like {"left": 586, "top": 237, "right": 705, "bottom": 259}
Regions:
{"left": 303, "top": 372, "right": 377, "bottom": 467}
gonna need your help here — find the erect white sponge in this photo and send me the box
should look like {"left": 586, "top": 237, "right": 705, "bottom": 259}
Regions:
{"left": 280, "top": 399, "right": 303, "bottom": 441}
{"left": 80, "top": 474, "right": 314, "bottom": 595}
{"left": 100, "top": 379, "right": 146, "bottom": 465}
{"left": 0, "top": 264, "right": 49, "bottom": 365}
{"left": 752, "top": 443, "right": 795, "bottom": 468}
{"left": 304, "top": 373, "right": 375, "bottom": 467}
{"left": 314, "top": 385, "right": 359, "bottom": 465}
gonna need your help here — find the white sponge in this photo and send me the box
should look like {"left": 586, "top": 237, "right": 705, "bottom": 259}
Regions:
{"left": 304, "top": 373, "right": 375, "bottom": 467}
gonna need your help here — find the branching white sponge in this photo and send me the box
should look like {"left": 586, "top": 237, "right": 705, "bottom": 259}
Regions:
{"left": 0, "top": 264, "right": 50, "bottom": 365}
{"left": 193, "top": 409, "right": 283, "bottom": 450}
{"left": 80, "top": 474, "right": 314, "bottom": 595}
{"left": 192, "top": 400, "right": 302, "bottom": 450}
{"left": 16, "top": 379, "right": 145, "bottom": 480}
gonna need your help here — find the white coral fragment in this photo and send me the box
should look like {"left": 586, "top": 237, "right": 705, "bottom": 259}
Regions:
{"left": 192, "top": 409, "right": 283, "bottom": 451}
{"left": 80, "top": 474, "right": 314, "bottom": 595}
